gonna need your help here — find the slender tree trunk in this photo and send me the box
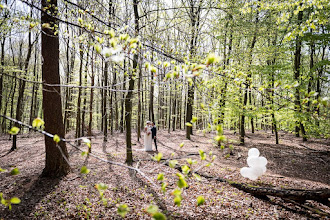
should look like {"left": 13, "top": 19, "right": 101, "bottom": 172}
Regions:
{"left": 81, "top": 51, "right": 89, "bottom": 137}
{"left": 240, "top": 8, "right": 259, "bottom": 145}
{"left": 12, "top": 25, "right": 33, "bottom": 150}
{"left": 76, "top": 45, "right": 83, "bottom": 144}
{"left": 120, "top": 60, "right": 126, "bottom": 133}
{"left": 29, "top": 43, "right": 38, "bottom": 130}
{"left": 126, "top": 0, "right": 139, "bottom": 165}
{"left": 294, "top": 10, "right": 307, "bottom": 141}
{"left": 41, "top": 0, "right": 70, "bottom": 177}
{"left": 88, "top": 49, "right": 95, "bottom": 153}
{"left": 137, "top": 59, "right": 142, "bottom": 141}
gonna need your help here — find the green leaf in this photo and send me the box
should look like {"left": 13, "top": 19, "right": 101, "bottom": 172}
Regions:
{"left": 197, "top": 196, "right": 205, "bottom": 206}
{"left": 169, "top": 160, "right": 178, "bottom": 168}
{"left": 95, "top": 183, "right": 108, "bottom": 191}
{"left": 206, "top": 53, "right": 220, "bottom": 65}
{"left": 161, "top": 182, "right": 168, "bottom": 193}
{"left": 199, "top": 150, "right": 206, "bottom": 160}
{"left": 0, "top": 167, "right": 7, "bottom": 172}
{"left": 32, "top": 118, "right": 44, "bottom": 129}
{"left": 193, "top": 173, "right": 202, "bottom": 181}
{"left": 172, "top": 188, "right": 182, "bottom": 197}
{"left": 152, "top": 212, "right": 167, "bottom": 220}
{"left": 157, "top": 173, "right": 164, "bottom": 181}
{"left": 185, "top": 122, "right": 192, "bottom": 127}
{"left": 53, "top": 134, "right": 60, "bottom": 143}
{"left": 82, "top": 138, "right": 91, "bottom": 148}
{"left": 181, "top": 165, "right": 190, "bottom": 175}
{"left": 179, "top": 142, "right": 184, "bottom": 148}
{"left": 117, "top": 204, "right": 129, "bottom": 218}
{"left": 80, "top": 166, "right": 90, "bottom": 174}
{"left": 152, "top": 152, "right": 163, "bottom": 162}
{"left": 177, "top": 177, "right": 188, "bottom": 188}
{"left": 146, "top": 204, "right": 158, "bottom": 215}
{"left": 10, "top": 168, "right": 20, "bottom": 176}
{"left": 10, "top": 197, "right": 21, "bottom": 204}
{"left": 9, "top": 127, "right": 20, "bottom": 135}
{"left": 191, "top": 116, "right": 197, "bottom": 123}
{"left": 173, "top": 196, "right": 182, "bottom": 207}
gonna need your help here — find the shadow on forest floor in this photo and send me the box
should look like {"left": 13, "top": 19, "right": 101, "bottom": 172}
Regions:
{"left": 2, "top": 175, "right": 61, "bottom": 219}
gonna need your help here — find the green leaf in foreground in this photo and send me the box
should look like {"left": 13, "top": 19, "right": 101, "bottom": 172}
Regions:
{"left": 10, "top": 168, "right": 20, "bottom": 176}
{"left": 169, "top": 160, "right": 178, "bottom": 168}
{"left": 177, "top": 177, "right": 188, "bottom": 188}
{"left": 10, "top": 197, "right": 21, "bottom": 204}
{"left": 152, "top": 212, "right": 167, "bottom": 220}
{"left": 152, "top": 152, "right": 163, "bottom": 162}
{"left": 80, "top": 166, "right": 90, "bottom": 174}
{"left": 0, "top": 167, "right": 7, "bottom": 172}
{"left": 197, "top": 196, "right": 205, "bottom": 206}
{"left": 9, "top": 127, "right": 19, "bottom": 135}
{"left": 146, "top": 204, "right": 158, "bottom": 214}
{"left": 32, "top": 118, "right": 44, "bottom": 129}
{"left": 117, "top": 204, "right": 130, "bottom": 218}
{"left": 157, "top": 173, "right": 164, "bottom": 181}
{"left": 53, "top": 134, "right": 60, "bottom": 143}
{"left": 185, "top": 122, "right": 192, "bottom": 127}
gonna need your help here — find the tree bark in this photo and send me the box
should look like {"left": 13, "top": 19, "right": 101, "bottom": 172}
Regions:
{"left": 294, "top": 10, "right": 307, "bottom": 141}
{"left": 41, "top": 0, "right": 70, "bottom": 177}
{"left": 125, "top": 0, "right": 139, "bottom": 165}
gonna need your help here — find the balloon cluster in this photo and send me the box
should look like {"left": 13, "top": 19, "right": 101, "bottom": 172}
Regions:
{"left": 240, "top": 148, "right": 267, "bottom": 180}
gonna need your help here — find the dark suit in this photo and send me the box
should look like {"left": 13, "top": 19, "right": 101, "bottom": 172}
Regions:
{"left": 151, "top": 126, "right": 157, "bottom": 150}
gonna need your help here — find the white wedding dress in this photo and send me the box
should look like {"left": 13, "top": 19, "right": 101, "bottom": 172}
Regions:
{"left": 144, "top": 126, "right": 153, "bottom": 151}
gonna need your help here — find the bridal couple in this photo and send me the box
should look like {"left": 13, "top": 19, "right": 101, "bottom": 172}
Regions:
{"left": 144, "top": 121, "right": 157, "bottom": 151}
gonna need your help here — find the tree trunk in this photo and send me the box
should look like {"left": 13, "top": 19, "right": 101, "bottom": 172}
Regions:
{"left": 75, "top": 45, "right": 83, "bottom": 144}
{"left": 81, "top": 49, "right": 89, "bottom": 137}
{"left": 294, "top": 10, "right": 307, "bottom": 141}
{"left": 120, "top": 60, "right": 126, "bottom": 133}
{"left": 103, "top": 61, "right": 108, "bottom": 142}
{"left": 12, "top": 25, "right": 33, "bottom": 150}
{"left": 41, "top": 0, "right": 70, "bottom": 177}
{"left": 240, "top": 7, "right": 259, "bottom": 145}
{"left": 125, "top": 0, "right": 139, "bottom": 165}
{"left": 88, "top": 49, "right": 94, "bottom": 152}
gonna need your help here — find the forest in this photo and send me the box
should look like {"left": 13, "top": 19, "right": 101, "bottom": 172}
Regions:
{"left": 0, "top": 0, "right": 329, "bottom": 219}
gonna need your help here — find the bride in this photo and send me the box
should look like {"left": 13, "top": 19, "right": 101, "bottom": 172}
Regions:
{"left": 144, "top": 121, "right": 153, "bottom": 151}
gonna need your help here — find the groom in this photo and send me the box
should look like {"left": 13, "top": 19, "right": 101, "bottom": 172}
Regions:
{"left": 151, "top": 122, "right": 158, "bottom": 151}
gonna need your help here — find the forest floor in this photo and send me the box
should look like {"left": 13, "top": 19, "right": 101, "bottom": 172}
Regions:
{"left": 0, "top": 129, "right": 329, "bottom": 219}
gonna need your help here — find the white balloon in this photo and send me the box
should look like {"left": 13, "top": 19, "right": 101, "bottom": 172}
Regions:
{"left": 251, "top": 167, "right": 264, "bottom": 177}
{"left": 259, "top": 156, "right": 268, "bottom": 166}
{"left": 247, "top": 156, "right": 259, "bottom": 167}
{"left": 240, "top": 167, "right": 250, "bottom": 178}
{"left": 261, "top": 166, "right": 267, "bottom": 174}
{"left": 247, "top": 171, "right": 258, "bottom": 180}
{"left": 248, "top": 148, "right": 260, "bottom": 157}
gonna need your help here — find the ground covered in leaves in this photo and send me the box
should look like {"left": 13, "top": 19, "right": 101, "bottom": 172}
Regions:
{"left": 0, "top": 130, "right": 329, "bottom": 219}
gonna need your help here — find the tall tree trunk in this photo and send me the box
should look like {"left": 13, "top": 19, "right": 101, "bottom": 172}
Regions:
{"left": 240, "top": 8, "right": 259, "bottom": 145}
{"left": 186, "top": 0, "right": 202, "bottom": 139}
{"left": 81, "top": 50, "right": 89, "bottom": 137}
{"left": 41, "top": 0, "right": 70, "bottom": 177}
{"left": 88, "top": 49, "right": 95, "bottom": 152}
{"left": 125, "top": 0, "right": 139, "bottom": 165}
{"left": 12, "top": 23, "right": 33, "bottom": 150}
{"left": 137, "top": 59, "right": 142, "bottom": 141}
{"left": 120, "top": 60, "right": 126, "bottom": 133}
{"left": 76, "top": 45, "right": 83, "bottom": 144}
{"left": 29, "top": 42, "right": 38, "bottom": 130}
{"left": 0, "top": 38, "right": 5, "bottom": 132}
{"left": 294, "top": 10, "right": 307, "bottom": 141}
